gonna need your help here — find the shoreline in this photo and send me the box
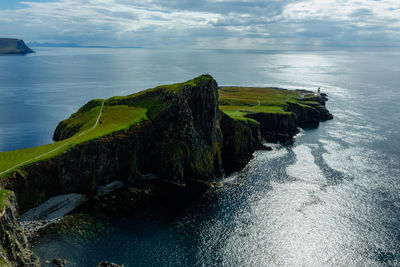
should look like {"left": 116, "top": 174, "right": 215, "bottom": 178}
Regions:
{"left": 0, "top": 76, "right": 332, "bottom": 266}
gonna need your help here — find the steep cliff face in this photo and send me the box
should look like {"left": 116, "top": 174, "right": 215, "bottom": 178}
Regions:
{"left": 0, "top": 190, "right": 38, "bottom": 266}
{"left": 286, "top": 102, "right": 321, "bottom": 125}
{"left": 1, "top": 75, "right": 224, "bottom": 212}
{"left": 246, "top": 112, "right": 299, "bottom": 141}
{"left": 297, "top": 95, "right": 333, "bottom": 121}
{"left": 244, "top": 97, "right": 333, "bottom": 141}
{"left": 137, "top": 78, "right": 223, "bottom": 184}
{"left": 220, "top": 112, "right": 263, "bottom": 172}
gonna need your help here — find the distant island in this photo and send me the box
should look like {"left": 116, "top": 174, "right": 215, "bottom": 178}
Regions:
{"left": 0, "top": 38, "right": 34, "bottom": 55}
{"left": 28, "top": 42, "right": 141, "bottom": 49}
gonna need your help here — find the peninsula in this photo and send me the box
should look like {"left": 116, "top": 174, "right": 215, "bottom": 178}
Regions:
{"left": 0, "top": 38, "right": 34, "bottom": 55}
{"left": 0, "top": 75, "right": 332, "bottom": 266}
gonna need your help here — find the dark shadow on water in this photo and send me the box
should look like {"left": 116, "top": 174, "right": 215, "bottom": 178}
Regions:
{"left": 299, "top": 123, "right": 320, "bottom": 131}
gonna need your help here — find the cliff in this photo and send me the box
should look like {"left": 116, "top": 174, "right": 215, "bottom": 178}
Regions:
{"left": 1, "top": 75, "right": 225, "bottom": 212}
{"left": 0, "top": 76, "right": 332, "bottom": 265}
{"left": 0, "top": 39, "right": 34, "bottom": 55}
{"left": 0, "top": 190, "right": 38, "bottom": 266}
{"left": 219, "top": 86, "right": 333, "bottom": 141}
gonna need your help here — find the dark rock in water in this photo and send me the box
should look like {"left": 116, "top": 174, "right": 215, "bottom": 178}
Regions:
{"left": 98, "top": 261, "right": 123, "bottom": 267}
{"left": 52, "top": 258, "right": 67, "bottom": 266}
{"left": 0, "top": 38, "right": 34, "bottom": 55}
{"left": 259, "top": 145, "right": 273, "bottom": 151}
{"left": 96, "top": 186, "right": 152, "bottom": 214}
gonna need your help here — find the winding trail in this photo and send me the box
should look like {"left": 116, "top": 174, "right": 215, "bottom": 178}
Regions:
{"left": 0, "top": 100, "right": 105, "bottom": 177}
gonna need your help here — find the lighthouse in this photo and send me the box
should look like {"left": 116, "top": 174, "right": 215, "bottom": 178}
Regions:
{"left": 317, "top": 87, "right": 321, "bottom": 96}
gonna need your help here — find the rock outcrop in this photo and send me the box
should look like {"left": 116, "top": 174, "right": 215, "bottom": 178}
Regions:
{"left": 220, "top": 112, "right": 263, "bottom": 172}
{"left": 245, "top": 95, "right": 333, "bottom": 141}
{"left": 0, "top": 191, "right": 38, "bottom": 266}
{"left": 246, "top": 112, "right": 299, "bottom": 141}
{"left": 98, "top": 262, "right": 123, "bottom": 267}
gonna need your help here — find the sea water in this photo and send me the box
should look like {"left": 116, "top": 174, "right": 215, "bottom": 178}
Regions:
{"left": 1, "top": 48, "right": 400, "bottom": 266}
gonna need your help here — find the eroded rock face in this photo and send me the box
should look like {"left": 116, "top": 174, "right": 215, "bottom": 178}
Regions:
{"left": 245, "top": 94, "right": 333, "bottom": 141}
{"left": 0, "top": 192, "right": 39, "bottom": 266}
{"left": 286, "top": 102, "right": 321, "bottom": 125}
{"left": 137, "top": 78, "right": 223, "bottom": 184}
{"left": 246, "top": 112, "right": 299, "bottom": 141}
{"left": 220, "top": 112, "right": 263, "bottom": 172}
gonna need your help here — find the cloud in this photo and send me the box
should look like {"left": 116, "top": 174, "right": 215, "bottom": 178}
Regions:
{"left": 0, "top": 0, "right": 399, "bottom": 48}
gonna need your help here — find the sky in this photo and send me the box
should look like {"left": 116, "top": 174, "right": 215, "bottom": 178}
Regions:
{"left": 0, "top": 0, "right": 399, "bottom": 49}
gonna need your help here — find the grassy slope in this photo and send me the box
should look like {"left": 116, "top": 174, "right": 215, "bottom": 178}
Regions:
{"left": 219, "top": 86, "right": 305, "bottom": 121}
{"left": 0, "top": 75, "right": 213, "bottom": 178}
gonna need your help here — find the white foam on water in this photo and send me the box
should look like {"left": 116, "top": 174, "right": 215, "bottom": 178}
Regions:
{"left": 286, "top": 144, "right": 326, "bottom": 185}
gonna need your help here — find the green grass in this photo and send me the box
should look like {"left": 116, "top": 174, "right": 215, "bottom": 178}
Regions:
{"left": 219, "top": 86, "right": 300, "bottom": 121}
{"left": 109, "top": 75, "right": 214, "bottom": 103}
{"left": 57, "top": 99, "right": 103, "bottom": 134}
{"left": 219, "top": 86, "right": 300, "bottom": 106}
{"left": 0, "top": 104, "right": 148, "bottom": 178}
{"left": 154, "top": 75, "right": 213, "bottom": 93}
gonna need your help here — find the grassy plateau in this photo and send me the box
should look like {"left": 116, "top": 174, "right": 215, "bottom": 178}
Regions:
{"left": 219, "top": 86, "right": 306, "bottom": 122}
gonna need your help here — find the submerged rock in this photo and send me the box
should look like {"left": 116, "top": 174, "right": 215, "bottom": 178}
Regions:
{"left": 98, "top": 262, "right": 124, "bottom": 267}
{"left": 52, "top": 258, "right": 67, "bottom": 266}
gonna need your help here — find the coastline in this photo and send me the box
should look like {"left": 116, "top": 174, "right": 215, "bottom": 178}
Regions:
{"left": 0, "top": 75, "right": 332, "bottom": 266}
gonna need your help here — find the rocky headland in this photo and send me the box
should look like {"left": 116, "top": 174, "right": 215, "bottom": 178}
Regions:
{"left": 0, "top": 75, "right": 332, "bottom": 266}
{"left": 0, "top": 38, "right": 34, "bottom": 55}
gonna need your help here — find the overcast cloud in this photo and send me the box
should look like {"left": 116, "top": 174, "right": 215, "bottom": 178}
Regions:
{"left": 0, "top": 0, "right": 399, "bottom": 49}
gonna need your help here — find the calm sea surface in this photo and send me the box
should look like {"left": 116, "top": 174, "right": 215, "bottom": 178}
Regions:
{"left": 1, "top": 48, "right": 400, "bottom": 266}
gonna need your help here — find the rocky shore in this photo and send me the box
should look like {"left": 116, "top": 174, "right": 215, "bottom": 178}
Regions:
{"left": 0, "top": 75, "right": 332, "bottom": 266}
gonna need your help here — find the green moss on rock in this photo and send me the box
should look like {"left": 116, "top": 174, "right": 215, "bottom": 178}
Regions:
{"left": 0, "top": 190, "right": 11, "bottom": 210}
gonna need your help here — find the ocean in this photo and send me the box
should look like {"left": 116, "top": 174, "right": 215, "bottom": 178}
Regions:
{"left": 1, "top": 47, "right": 400, "bottom": 266}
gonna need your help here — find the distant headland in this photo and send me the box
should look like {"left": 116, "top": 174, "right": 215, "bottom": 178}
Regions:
{"left": 28, "top": 42, "right": 141, "bottom": 49}
{"left": 0, "top": 38, "right": 34, "bottom": 55}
